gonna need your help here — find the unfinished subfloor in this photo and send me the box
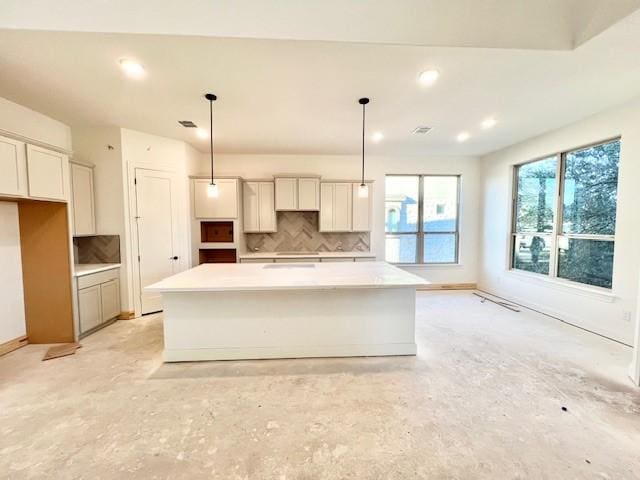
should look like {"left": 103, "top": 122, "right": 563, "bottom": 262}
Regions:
{"left": 1, "top": 291, "right": 639, "bottom": 479}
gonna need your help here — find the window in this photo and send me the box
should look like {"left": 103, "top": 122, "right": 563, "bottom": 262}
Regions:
{"left": 511, "top": 138, "right": 620, "bottom": 289}
{"left": 385, "top": 175, "right": 460, "bottom": 264}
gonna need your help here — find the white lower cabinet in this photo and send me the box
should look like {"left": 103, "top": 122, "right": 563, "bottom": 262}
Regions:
{"left": 76, "top": 269, "right": 120, "bottom": 335}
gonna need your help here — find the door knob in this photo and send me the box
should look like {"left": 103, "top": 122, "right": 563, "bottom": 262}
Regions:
{"left": 170, "top": 256, "right": 179, "bottom": 260}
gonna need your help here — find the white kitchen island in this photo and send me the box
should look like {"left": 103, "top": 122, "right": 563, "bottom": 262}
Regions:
{"left": 145, "top": 261, "right": 428, "bottom": 362}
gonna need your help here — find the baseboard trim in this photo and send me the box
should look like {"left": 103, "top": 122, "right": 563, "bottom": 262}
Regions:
{"left": 419, "top": 283, "right": 477, "bottom": 291}
{"left": 0, "top": 335, "right": 28, "bottom": 357}
{"left": 118, "top": 311, "right": 136, "bottom": 320}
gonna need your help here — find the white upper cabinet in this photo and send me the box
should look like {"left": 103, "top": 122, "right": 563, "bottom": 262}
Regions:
{"left": 193, "top": 178, "right": 239, "bottom": 219}
{"left": 352, "top": 182, "right": 373, "bottom": 232}
{"left": 243, "top": 181, "right": 276, "bottom": 232}
{"left": 26, "top": 144, "right": 67, "bottom": 201}
{"left": 275, "top": 177, "right": 297, "bottom": 210}
{"left": 298, "top": 177, "right": 320, "bottom": 210}
{"left": 275, "top": 176, "right": 320, "bottom": 211}
{"left": 319, "top": 182, "right": 352, "bottom": 232}
{"left": 70, "top": 162, "right": 96, "bottom": 236}
{"left": 0, "top": 135, "right": 27, "bottom": 198}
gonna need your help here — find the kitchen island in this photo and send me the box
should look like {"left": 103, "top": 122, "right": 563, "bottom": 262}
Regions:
{"left": 145, "top": 261, "right": 428, "bottom": 362}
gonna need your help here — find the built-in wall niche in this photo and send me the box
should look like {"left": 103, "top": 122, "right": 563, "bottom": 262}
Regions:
{"left": 199, "top": 248, "right": 237, "bottom": 264}
{"left": 200, "top": 221, "right": 234, "bottom": 243}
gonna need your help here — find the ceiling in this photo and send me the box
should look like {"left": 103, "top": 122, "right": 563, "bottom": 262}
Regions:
{"left": 1, "top": 2, "right": 640, "bottom": 156}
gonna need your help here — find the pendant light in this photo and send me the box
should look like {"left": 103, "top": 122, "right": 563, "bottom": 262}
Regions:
{"left": 205, "top": 93, "right": 219, "bottom": 198}
{"left": 358, "top": 97, "right": 370, "bottom": 198}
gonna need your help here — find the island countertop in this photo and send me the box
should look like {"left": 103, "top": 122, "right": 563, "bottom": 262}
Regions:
{"left": 145, "top": 261, "right": 428, "bottom": 293}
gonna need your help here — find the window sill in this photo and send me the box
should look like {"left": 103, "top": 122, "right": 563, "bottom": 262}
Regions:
{"left": 506, "top": 269, "right": 617, "bottom": 303}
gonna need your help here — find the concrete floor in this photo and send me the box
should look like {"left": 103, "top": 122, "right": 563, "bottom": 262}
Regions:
{"left": 1, "top": 291, "right": 639, "bottom": 479}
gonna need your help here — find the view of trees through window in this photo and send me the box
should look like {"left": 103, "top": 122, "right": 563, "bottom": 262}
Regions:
{"left": 385, "top": 175, "right": 459, "bottom": 264}
{"left": 512, "top": 138, "right": 620, "bottom": 289}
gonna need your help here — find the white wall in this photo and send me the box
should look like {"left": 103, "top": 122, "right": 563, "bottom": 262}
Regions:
{"left": 193, "top": 153, "right": 481, "bottom": 284}
{"left": 0, "top": 97, "right": 72, "bottom": 151}
{"left": 0, "top": 202, "right": 26, "bottom": 344}
{"left": 479, "top": 98, "right": 640, "bottom": 345}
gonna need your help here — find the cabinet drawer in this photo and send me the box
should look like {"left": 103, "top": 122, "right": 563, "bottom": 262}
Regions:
{"left": 77, "top": 268, "right": 119, "bottom": 289}
{"left": 240, "top": 258, "right": 275, "bottom": 263}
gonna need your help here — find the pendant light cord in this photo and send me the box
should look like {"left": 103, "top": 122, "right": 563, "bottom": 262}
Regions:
{"left": 361, "top": 102, "right": 366, "bottom": 185}
{"left": 209, "top": 98, "right": 214, "bottom": 184}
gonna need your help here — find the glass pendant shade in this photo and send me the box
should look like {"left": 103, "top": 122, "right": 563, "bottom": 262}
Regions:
{"left": 207, "top": 182, "right": 219, "bottom": 198}
{"left": 358, "top": 183, "right": 369, "bottom": 198}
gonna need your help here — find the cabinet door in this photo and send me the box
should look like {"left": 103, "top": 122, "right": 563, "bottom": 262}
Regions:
{"left": 319, "top": 183, "right": 334, "bottom": 231}
{"left": 258, "top": 182, "right": 276, "bottom": 231}
{"left": 243, "top": 182, "right": 259, "bottom": 232}
{"left": 100, "top": 279, "right": 120, "bottom": 322}
{"left": 0, "top": 136, "right": 27, "bottom": 197}
{"left": 71, "top": 163, "right": 96, "bottom": 235}
{"left": 78, "top": 285, "right": 102, "bottom": 333}
{"left": 193, "top": 179, "right": 238, "bottom": 219}
{"left": 275, "top": 177, "right": 297, "bottom": 210}
{"left": 298, "top": 178, "right": 319, "bottom": 210}
{"left": 333, "top": 183, "right": 353, "bottom": 231}
{"left": 352, "top": 182, "right": 372, "bottom": 232}
{"left": 26, "top": 144, "right": 67, "bottom": 201}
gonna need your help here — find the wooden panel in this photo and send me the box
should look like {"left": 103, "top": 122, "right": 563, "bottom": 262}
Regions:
{"left": 419, "top": 283, "right": 477, "bottom": 291}
{"left": 199, "top": 248, "right": 237, "bottom": 264}
{"left": 200, "top": 221, "right": 234, "bottom": 242}
{"left": 18, "top": 201, "right": 74, "bottom": 343}
{"left": 275, "top": 177, "right": 297, "bottom": 210}
{"left": 298, "top": 178, "right": 320, "bottom": 210}
{"left": 0, "top": 335, "right": 28, "bottom": 357}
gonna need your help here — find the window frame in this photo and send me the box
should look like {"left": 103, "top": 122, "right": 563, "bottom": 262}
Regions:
{"left": 509, "top": 137, "right": 620, "bottom": 290}
{"left": 385, "top": 174, "right": 461, "bottom": 265}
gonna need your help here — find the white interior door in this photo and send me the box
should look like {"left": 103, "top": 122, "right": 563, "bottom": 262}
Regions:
{"left": 135, "top": 168, "right": 178, "bottom": 314}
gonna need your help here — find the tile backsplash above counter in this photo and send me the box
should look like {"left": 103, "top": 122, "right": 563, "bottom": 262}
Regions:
{"left": 246, "top": 211, "right": 369, "bottom": 253}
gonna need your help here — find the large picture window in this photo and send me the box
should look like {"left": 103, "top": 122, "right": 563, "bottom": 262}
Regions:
{"left": 385, "top": 175, "right": 460, "bottom": 264}
{"left": 511, "top": 138, "right": 620, "bottom": 289}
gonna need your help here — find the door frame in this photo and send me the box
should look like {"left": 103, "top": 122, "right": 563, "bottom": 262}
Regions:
{"left": 126, "top": 161, "right": 190, "bottom": 318}
{"left": 632, "top": 284, "right": 640, "bottom": 386}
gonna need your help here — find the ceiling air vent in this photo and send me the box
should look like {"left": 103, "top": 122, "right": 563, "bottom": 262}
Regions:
{"left": 412, "top": 126, "right": 432, "bottom": 135}
{"left": 178, "top": 120, "right": 198, "bottom": 128}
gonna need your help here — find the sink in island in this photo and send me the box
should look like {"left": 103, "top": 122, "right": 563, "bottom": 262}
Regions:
{"left": 145, "top": 261, "right": 428, "bottom": 362}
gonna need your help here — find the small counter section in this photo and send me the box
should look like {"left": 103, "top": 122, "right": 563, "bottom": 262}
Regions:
{"left": 74, "top": 263, "right": 121, "bottom": 277}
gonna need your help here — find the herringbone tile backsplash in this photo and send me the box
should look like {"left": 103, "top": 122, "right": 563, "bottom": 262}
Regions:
{"left": 246, "top": 211, "right": 370, "bottom": 252}
{"left": 74, "top": 235, "right": 121, "bottom": 264}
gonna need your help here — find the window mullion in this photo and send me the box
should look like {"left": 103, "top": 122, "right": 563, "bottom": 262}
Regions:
{"left": 549, "top": 153, "right": 564, "bottom": 279}
{"left": 417, "top": 175, "right": 425, "bottom": 263}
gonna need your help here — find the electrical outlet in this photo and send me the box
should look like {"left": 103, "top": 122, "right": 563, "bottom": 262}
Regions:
{"left": 623, "top": 311, "right": 632, "bottom": 322}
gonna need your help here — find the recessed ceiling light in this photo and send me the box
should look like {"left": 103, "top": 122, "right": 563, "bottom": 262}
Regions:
{"left": 418, "top": 69, "right": 440, "bottom": 86}
{"left": 481, "top": 117, "right": 497, "bottom": 129}
{"left": 371, "top": 132, "right": 384, "bottom": 142}
{"left": 196, "top": 128, "right": 208, "bottom": 139}
{"left": 118, "top": 58, "right": 145, "bottom": 79}
{"left": 456, "top": 132, "right": 470, "bottom": 142}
